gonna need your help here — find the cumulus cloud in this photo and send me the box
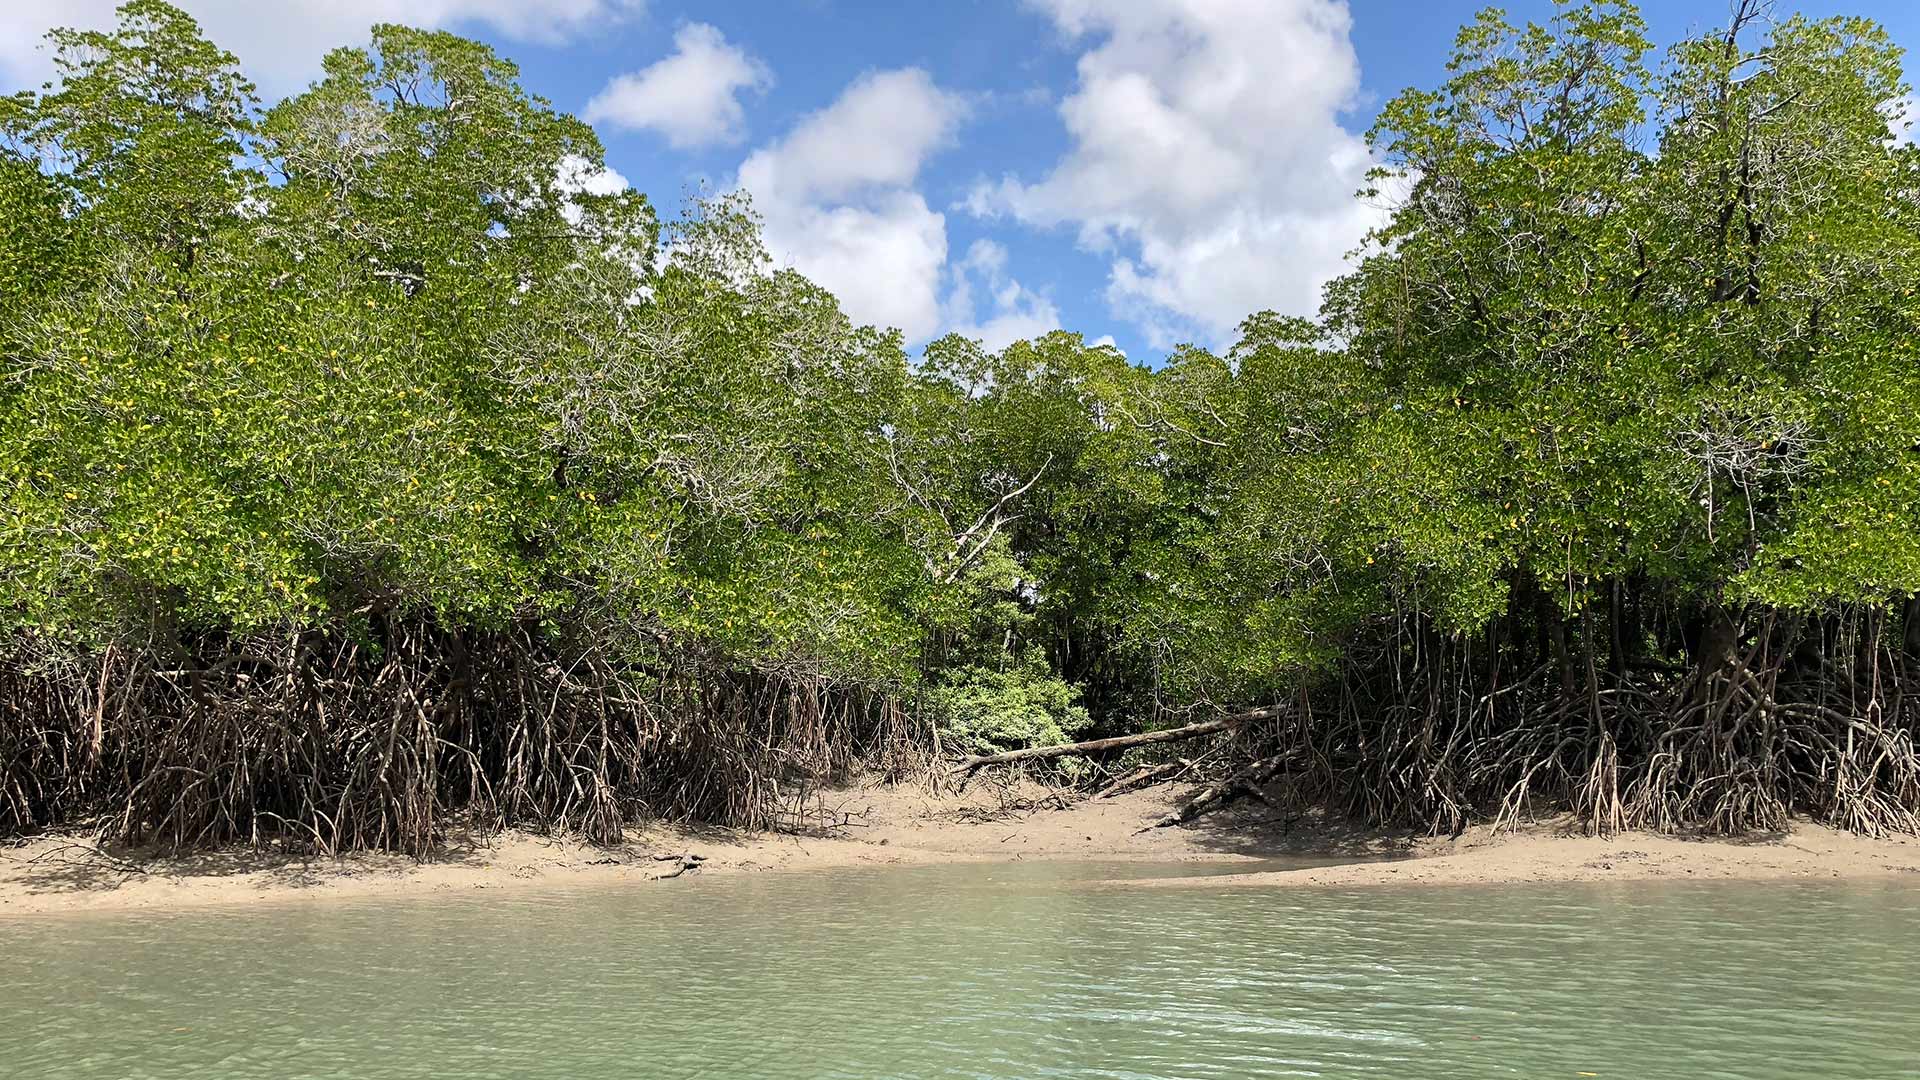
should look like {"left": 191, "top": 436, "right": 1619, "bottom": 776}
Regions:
{"left": 583, "top": 23, "right": 769, "bottom": 149}
{"left": 555, "top": 153, "right": 632, "bottom": 225}
{"left": 968, "top": 0, "right": 1382, "bottom": 348}
{"left": 557, "top": 155, "right": 631, "bottom": 198}
{"left": 1, "top": 0, "right": 645, "bottom": 96}
{"left": 944, "top": 240, "right": 1061, "bottom": 351}
{"left": 735, "top": 69, "right": 967, "bottom": 342}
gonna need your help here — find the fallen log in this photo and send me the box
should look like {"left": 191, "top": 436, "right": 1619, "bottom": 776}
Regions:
{"left": 950, "top": 706, "right": 1282, "bottom": 776}
{"left": 1094, "top": 758, "right": 1192, "bottom": 799}
{"left": 1146, "top": 753, "right": 1291, "bottom": 830}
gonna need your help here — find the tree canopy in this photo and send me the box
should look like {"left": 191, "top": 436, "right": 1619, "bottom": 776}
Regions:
{"left": 4, "top": 0, "right": 1919, "bottom": 850}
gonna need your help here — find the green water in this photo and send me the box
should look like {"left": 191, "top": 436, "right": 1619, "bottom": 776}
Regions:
{"left": 3, "top": 862, "right": 1917, "bottom": 1079}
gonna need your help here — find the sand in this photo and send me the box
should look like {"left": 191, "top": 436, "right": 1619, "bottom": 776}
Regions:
{"left": 3, "top": 779, "right": 1916, "bottom": 916}
{"left": 1117, "top": 820, "right": 1920, "bottom": 890}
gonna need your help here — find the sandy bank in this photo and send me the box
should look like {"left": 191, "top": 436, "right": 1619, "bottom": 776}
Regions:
{"left": 4, "top": 780, "right": 1916, "bottom": 915}
{"left": 1112, "top": 820, "right": 1920, "bottom": 889}
{"left": 0, "top": 782, "right": 1281, "bottom": 917}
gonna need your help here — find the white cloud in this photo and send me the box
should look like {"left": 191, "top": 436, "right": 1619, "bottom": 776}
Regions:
{"left": 555, "top": 153, "right": 630, "bottom": 224}
{"left": 557, "top": 155, "right": 630, "bottom": 198}
{"left": 583, "top": 23, "right": 769, "bottom": 149}
{"left": 1889, "top": 92, "right": 1918, "bottom": 147}
{"left": 1, "top": 0, "right": 645, "bottom": 96}
{"left": 944, "top": 239, "right": 1061, "bottom": 351}
{"left": 735, "top": 69, "right": 967, "bottom": 341}
{"left": 739, "top": 69, "right": 964, "bottom": 205}
{"left": 968, "top": 0, "right": 1382, "bottom": 349}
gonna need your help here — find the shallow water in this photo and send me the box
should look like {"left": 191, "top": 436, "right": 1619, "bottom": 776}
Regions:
{"left": 4, "top": 862, "right": 1918, "bottom": 1079}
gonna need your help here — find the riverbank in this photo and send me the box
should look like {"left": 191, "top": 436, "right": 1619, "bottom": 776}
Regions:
{"left": 1115, "top": 819, "right": 1920, "bottom": 890}
{"left": 4, "top": 779, "right": 1916, "bottom": 915}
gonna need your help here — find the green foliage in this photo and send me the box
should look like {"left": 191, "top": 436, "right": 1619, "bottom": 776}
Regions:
{"left": 1309, "top": 0, "right": 1920, "bottom": 623}
{"left": 0, "top": 4, "right": 928, "bottom": 689}
{"left": 6, "top": 2, "right": 1920, "bottom": 845}
{"left": 929, "top": 652, "right": 1090, "bottom": 757}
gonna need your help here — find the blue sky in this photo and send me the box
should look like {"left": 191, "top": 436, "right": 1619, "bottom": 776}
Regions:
{"left": 6, "top": 1, "right": 1917, "bottom": 362}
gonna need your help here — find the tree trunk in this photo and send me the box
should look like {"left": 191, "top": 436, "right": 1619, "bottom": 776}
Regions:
{"left": 950, "top": 706, "right": 1283, "bottom": 776}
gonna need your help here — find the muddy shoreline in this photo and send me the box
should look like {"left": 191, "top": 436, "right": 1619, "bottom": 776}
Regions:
{"left": 4, "top": 781, "right": 1916, "bottom": 916}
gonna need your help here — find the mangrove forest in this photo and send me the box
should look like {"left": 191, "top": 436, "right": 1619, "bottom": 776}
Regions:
{"left": 5, "top": 0, "right": 1920, "bottom": 854}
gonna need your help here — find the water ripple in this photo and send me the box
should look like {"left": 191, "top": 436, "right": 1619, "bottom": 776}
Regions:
{"left": 3, "top": 864, "right": 1918, "bottom": 1079}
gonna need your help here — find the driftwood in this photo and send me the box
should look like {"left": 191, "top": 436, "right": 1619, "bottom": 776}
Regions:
{"left": 1147, "top": 753, "right": 1291, "bottom": 830}
{"left": 1094, "top": 758, "right": 1192, "bottom": 799}
{"left": 950, "top": 706, "right": 1283, "bottom": 776}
